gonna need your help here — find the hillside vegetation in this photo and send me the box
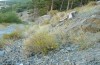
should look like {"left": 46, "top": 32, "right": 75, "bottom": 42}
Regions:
{"left": 0, "top": 1, "right": 100, "bottom": 65}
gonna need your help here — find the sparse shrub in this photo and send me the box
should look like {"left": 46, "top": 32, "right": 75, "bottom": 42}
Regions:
{"left": 24, "top": 25, "right": 39, "bottom": 37}
{"left": 0, "top": 39, "right": 6, "bottom": 49}
{"left": 68, "top": 29, "right": 98, "bottom": 50}
{"left": 3, "top": 31, "right": 23, "bottom": 40}
{"left": 28, "top": 9, "right": 34, "bottom": 13}
{"left": 50, "top": 15, "right": 60, "bottom": 26}
{"left": 81, "top": 18, "right": 100, "bottom": 33}
{"left": 78, "top": 40, "right": 91, "bottom": 50}
{"left": 0, "top": 38, "right": 14, "bottom": 49}
{"left": 16, "top": 3, "right": 29, "bottom": 13}
{"left": 16, "top": 8, "right": 24, "bottom": 13}
{"left": 40, "top": 20, "right": 50, "bottom": 25}
{"left": 48, "top": 10, "right": 58, "bottom": 16}
{"left": 51, "top": 28, "right": 70, "bottom": 44}
{"left": 24, "top": 32, "right": 58, "bottom": 56}
{"left": 73, "top": 2, "right": 96, "bottom": 13}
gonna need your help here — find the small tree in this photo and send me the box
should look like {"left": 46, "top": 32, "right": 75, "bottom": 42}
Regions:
{"left": 51, "top": 0, "right": 54, "bottom": 11}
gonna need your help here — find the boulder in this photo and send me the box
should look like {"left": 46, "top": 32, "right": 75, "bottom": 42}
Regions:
{"left": 59, "top": 11, "right": 77, "bottom": 21}
{"left": 68, "top": 11, "right": 77, "bottom": 19}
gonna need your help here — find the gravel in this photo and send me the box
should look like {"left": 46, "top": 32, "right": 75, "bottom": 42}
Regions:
{"left": 0, "top": 40, "right": 100, "bottom": 65}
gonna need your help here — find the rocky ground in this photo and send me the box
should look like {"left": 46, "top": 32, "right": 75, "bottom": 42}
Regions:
{"left": 0, "top": 2, "right": 100, "bottom": 65}
{"left": 0, "top": 40, "right": 100, "bottom": 65}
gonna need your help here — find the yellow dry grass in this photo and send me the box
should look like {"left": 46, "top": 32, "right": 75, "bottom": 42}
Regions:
{"left": 23, "top": 32, "right": 58, "bottom": 56}
{"left": 3, "top": 31, "right": 23, "bottom": 40}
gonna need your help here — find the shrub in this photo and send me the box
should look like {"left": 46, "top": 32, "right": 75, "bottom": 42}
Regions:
{"left": 3, "top": 31, "right": 23, "bottom": 40}
{"left": 68, "top": 29, "right": 98, "bottom": 50}
{"left": 16, "top": 8, "right": 24, "bottom": 13}
{"left": 0, "top": 12, "right": 22, "bottom": 23}
{"left": 24, "top": 32, "right": 58, "bottom": 56}
{"left": 0, "top": 7, "right": 12, "bottom": 13}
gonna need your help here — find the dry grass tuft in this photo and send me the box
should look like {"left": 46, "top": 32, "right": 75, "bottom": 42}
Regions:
{"left": 82, "top": 26, "right": 100, "bottom": 33}
{"left": 40, "top": 20, "right": 50, "bottom": 26}
{"left": 0, "top": 38, "right": 13, "bottom": 49}
{"left": 24, "top": 25, "right": 39, "bottom": 37}
{"left": 48, "top": 10, "right": 58, "bottom": 16}
{"left": 3, "top": 31, "right": 23, "bottom": 40}
{"left": 50, "top": 15, "right": 60, "bottom": 26}
{"left": 0, "top": 39, "right": 7, "bottom": 49}
{"left": 51, "top": 27, "right": 70, "bottom": 44}
{"left": 87, "top": 18, "right": 100, "bottom": 25}
{"left": 73, "top": 1, "right": 97, "bottom": 13}
{"left": 68, "top": 30, "right": 89, "bottom": 50}
{"left": 81, "top": 18, "right": 100, "bottom": 33}
{"left": 68, "top": 27, "right": 100, "bottom": 50}
{"left": 23, "top": 32, "right": 58, "bottom": 56}
{"left": 87, "top": 1, "right": 97, "bottom": 6}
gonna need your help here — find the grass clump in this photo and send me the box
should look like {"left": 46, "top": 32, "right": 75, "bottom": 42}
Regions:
{"left": 0, "top": 38, "right": 14, "bottom": 49}
{"left": 0, "top": 38, "right": 13, "bottom": 49}
{"left": 3, "top": 31, "right": 23, "bottom": 40}
{"left": 0, "top": 39, "right": 7, "bottom": 49}
{"left": 81, "top": 18, "right": 100, "bottom": 33}
{"left": 24, "top": 32, "right": 58, "bottom": 56}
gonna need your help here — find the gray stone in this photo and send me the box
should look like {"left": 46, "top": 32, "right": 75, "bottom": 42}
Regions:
{"left": 19, "top": 63, "right": 23, "bottom": 65}
{"left": 0, "top": 50, "right": 5, "bottom": 57}
{"left": 68, "top": 11, "right": 77, "bottom": 19}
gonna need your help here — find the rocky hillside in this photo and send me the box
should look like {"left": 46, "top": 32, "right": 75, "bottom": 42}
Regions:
{"left": 0, "top": 1, "right": 100, "bottom": 65}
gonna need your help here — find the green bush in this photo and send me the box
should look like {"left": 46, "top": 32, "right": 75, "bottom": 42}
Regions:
{"left": 0, "top": 7, "right": 12, "bottom": 13}
{"left": 0, "top": 12, "right": 22, "bottom": 23}
{"left": 16, "top": 8, "right": 24, "bottom": 13}
{"left": 16, "top": 5, "right": 27, "bottom": 13}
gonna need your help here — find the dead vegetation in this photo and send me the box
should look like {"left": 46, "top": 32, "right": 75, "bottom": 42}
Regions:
{"left": 81, "top": 18, "right": 100, "bottom": 33}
